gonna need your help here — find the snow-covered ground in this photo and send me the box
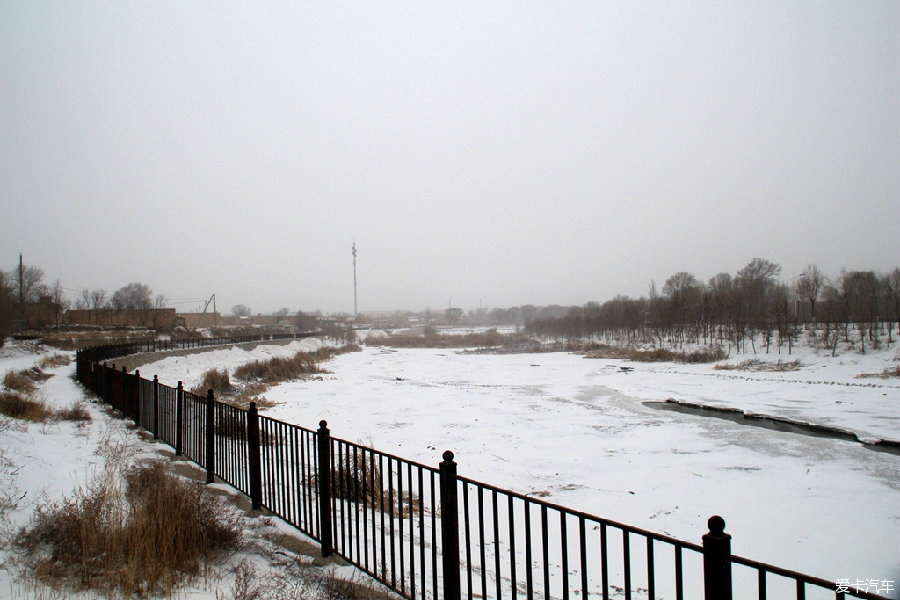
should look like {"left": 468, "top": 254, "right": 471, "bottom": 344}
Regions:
{"left": 1, "top": 335, "right": 898, "bottom": 598}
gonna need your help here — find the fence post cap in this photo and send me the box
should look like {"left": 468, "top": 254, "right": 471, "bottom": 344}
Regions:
{"left": 442, "top": 450, "right": 455, "bottom": 462}
{"left": 319, "top": 419, "right": 328, "bottom": 429}
{"left": 703, "top": 515, "right": 731, "bottom": 540}
{"left": 153, "top": 374, "right": 158, "bottom": 382}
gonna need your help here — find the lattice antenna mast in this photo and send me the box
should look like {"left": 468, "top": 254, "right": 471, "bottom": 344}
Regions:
{"left": 352, "top": 241, "right": 358, "bottom": 317}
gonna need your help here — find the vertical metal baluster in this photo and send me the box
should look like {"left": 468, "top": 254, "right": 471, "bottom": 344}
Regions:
{"left": 398, "top": 458, "right": 406, "bottom": 595}
{"left": 600, "top": 523, "right": 609, "bottom": 600}
{"left": 492, "top": 490, "right": 502, "bottom": 600}
{"left": 418, "top": 465, "right": 425, "bottom": 600}
{"left": 579, "top": 517, "right": 588, "bottom": 600}
{"left": 479, "top": 486, "right": 487, "bottom": 600}
{"left": 431, "top": 472, "right": 438, "bottom": 600}
{"left": 525, "top": 500, "right": 533, "bottom": 600}
{"left": 509, "top": 495, "right": 518, "bottom": 600}
{"left": 541, "top": 504, "right": 550, "bottom": 600}
{"left": 675, "top": 545, "right": 683, "bottom": 600}
{"left": 561, "top": 511, "right": 569, "bottom": 600}
{"left": 463, "top": 482, "right": 472, "bottom": 600}
{"left": 388, "top": 457, "right": 396, "bottom": 588}
{"left": 623, "top": 530, "right": 631, "bottom": 600}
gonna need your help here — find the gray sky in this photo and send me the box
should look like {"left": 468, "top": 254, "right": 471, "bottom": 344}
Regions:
{"left": 2, "top": 1, "right": 898, "bottom": 315}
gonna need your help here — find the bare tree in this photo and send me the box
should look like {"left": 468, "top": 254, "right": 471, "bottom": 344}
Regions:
{"left": 0, "top": 272, "right": 15, "bottom": 344}
{"left": 231, "top": 304, "right": 251, "bottom": 317}
{"left": 111, "top": 282, "right": 153, "bottom": 310}
{"left": 883, "top": 268, "right": 900, "bottom": 336}
{"left": 445, "top": 307, "right": 463, "bottom": 325}
{"left": 737, "top": 258, "right": 781, "bottom": 325}
{"left": 154, "top": 294, "right": 168, "bottom": 309}
{"left": 90, "top": 288, "right": 109, "bottom": 310}
{"left": 295, "top": 310, "right": 319, "bottom": 331}
{"left": 795, "top": 264, "right": 824, "bottom": 321}
{"left": 73, "top": 288, "right": 91, "bottom": 310}
{"left": 7, "top": 263, "right": 48, "bottom": 302}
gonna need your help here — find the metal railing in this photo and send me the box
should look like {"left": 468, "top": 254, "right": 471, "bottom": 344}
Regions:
{"left": 74, "top": 341, "right": 891, "bottom": 600}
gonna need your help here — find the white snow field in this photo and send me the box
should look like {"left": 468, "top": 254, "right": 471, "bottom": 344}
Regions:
{"left": 1, "top": 336, "right": 898, "bottom": 599}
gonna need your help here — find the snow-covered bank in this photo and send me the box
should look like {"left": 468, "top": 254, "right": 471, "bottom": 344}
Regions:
{"left": 0, "top": 342, "right": 360, "bottom": 600}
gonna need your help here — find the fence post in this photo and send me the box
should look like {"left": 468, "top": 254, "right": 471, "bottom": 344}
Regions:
{"left": 703, "top": 515, "right": 732, "bottom": 600}
{"left": 440, "top": 450, "right": 461, "bottom": 600}
{"left": 206, "top": 389, "right": 215, "bottom": 484}
{"left": 133, "top": 369, "right": 141, "bottom": 425}
{"left": 175, "top": 381, "right": 184, "bottom": 456}
{"left": 317, "top": 420, "right": 333, "bottom": 557}
{"left": 247, "top": 402, "right": 263, "bottom": 510}
{"left": 152, "top": 375, "right": 159, "bottom": 438}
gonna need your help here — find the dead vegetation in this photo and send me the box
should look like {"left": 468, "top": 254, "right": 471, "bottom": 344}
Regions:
{"left": 38, "top": 353, "right": 72, "bottom": 369}
{"left": 365, "top": 329, "right": 533, "bottom": 350}
{"left": 14, "top": 458, "right": 242, "bottom": 597}
{"left": 855, "top": 365, "right": 900, "bottom": 379}
{"left": 195, "top": 346, "right": 361, "bottom": 410}
{"left": 714, "top": 358, "right": 803, "bottom": 372}
{"left": 583, "top": 345, "right": 728, "bottom": 363}
{"left": 0, "top": 391, "right": 54, "bottom": 422}
{"left": 1, "top": 366, "right": 91, "bottom": 423}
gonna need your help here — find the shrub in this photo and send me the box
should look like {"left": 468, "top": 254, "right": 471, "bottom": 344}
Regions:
{"left": 0, "top": 391, "right": 52, "bottom": 422}
{"left": 15, "top": 460, "right": 242, "bottom": 596}
{"left": 715, "top": 358, "right": 802, "bottom": 372}
{"left": 233, "top": 351, "right": 326, "bottom": 384}
{"left": 583, "top": 346, "right": 727, "bottom": 363}
{"left": 38, "top": 354, "right": 71, "bottom": 369}
{"left": 192, "top": 368, "right": 233, "bottom": 396}
{"left": 55, "top": 403, "right": 92, "bottom": 423}
{"left": 365, "top": 329, "right": 522, "bottom": 350}
{"left": 856, "top": 365, "right": 900, "bottom": 379}
{"left": 2, "top": 370, "right": 38, "bottom": 395}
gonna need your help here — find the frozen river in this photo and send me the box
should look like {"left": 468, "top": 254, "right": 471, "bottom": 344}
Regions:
{"left": 138, "top": 340, "right": 900, "bottom": 588}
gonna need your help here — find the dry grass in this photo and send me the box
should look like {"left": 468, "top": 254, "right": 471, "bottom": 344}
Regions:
{"left": 3, "top": 369, "right": 40, "bottom": 395}
{"left": 856, "top": 365, "right": 900, "bottom": 379}
{"left": 15, "top": 459, "right": 242, "bottom": 597}
{"left": 233, "top": 351, "right": 327, "bottom": 383}
{"left": 1, "top": 363, "right": 91, "bottom": 423}
{"left": 583, "top": 345, "right": 728, "bottom": 363}
{"left": 714, "top": 358, "right": 803, "bottom": 372}
{"left": 192, "top": 368, "right": 234, "bottom": 396}
{"left": 366, "top": 329, "right": 528, "bottom": 350}
{"left": 0, "top": 391, "right": 53, "bottom": 422}
{"left": 54, "top": 403, "right": 93, "bottom": 423}
{"left": 38, "top": 353, "right": 71, "bottom": 369}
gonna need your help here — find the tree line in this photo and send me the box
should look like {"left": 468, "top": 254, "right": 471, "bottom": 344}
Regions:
{"left": 523, "top": 259, "right": 900, "bottom": 353}
{"left": 0, "top": 262, "right": 170, "bottom": 343}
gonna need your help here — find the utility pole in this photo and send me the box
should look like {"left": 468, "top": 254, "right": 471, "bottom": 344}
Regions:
{"left": 18, "top": 253, "right": 24, "bottom": 304}
{"left": 351, "top": 241, "right": 358, "bottom": 317}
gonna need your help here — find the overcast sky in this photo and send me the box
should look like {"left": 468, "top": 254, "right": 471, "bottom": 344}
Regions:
{"left": 2, "top": 1, "right": 897, "bottom": 315}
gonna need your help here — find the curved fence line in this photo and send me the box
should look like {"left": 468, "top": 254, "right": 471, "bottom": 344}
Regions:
{"left": 74, "top": 339, "right": 889, "bottom": 600}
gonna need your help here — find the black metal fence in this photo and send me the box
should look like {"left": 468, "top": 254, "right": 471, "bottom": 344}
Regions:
{"left": 74, "top": 340, "right": 890, "bottom": 600}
